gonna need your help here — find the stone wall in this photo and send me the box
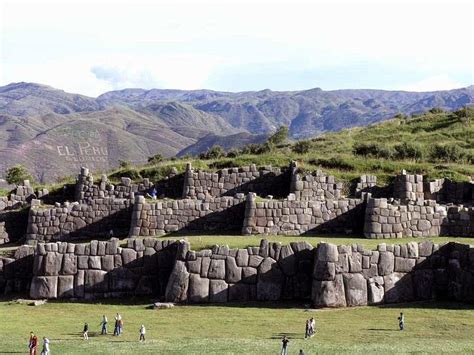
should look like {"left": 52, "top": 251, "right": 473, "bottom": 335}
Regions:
{"left": 290, "top": 170, "right": 343, "bottom": 201}
{"left": 0, "top": 209, "right": 30, "bottom": 244}
{"left": 393, "top": 172, "right": 424, "bottom": 202}
{"left": 242, "top": 193, "right": 365, "bottom": 236}
{"left": 364, "top": 197, "right": 474, "bottom": 239}
{"left": 129, "top": 195, "right": 247, "bottom": 236}
{"left": 29, "top": 238, "right": 178, "bottom": 299}
{"left": 182, "top": 163, "right": 291, "bottom": 199}
{"left": 424, "top": 178, "right": 474, "bottom": 204}
{"left": 0, "top": 245, "right": 34, "bottom": 295}
{"left": 165, "top": 239, "right": 314, "bottom": 303}
{"left": 312, "top": 241, "right": 474, "bottom": 307}
{"left": 26, "top": 198, "right": 132, "bottom": 243}
{"left": 75, "top": 167, "right": 152, "bottom": 202}
{"left": 0, "top": 180, "right": 47, "bottom": 211}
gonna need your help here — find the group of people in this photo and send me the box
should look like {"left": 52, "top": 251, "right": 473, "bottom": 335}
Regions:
{"left": 82, "top": 313, "right": 146, "bottom": 341}
{"left": 280, "top": 313, "right": 406, "bottom": 354}
{"left": 304, "top": 317, "right": 316, "bottom": 339}
{"left": 28, "top": 332, "right": 49, "bottom": 355}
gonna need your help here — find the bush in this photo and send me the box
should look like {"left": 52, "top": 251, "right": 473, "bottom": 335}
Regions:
{"left": 430, "top": 144, "right": 465, "bottom": 162}
{"left": 199, "top": 145, "right": 225, "bottom": 160}
{"left": 392, "top": 142, "right": 424, "bottom": 160}
{"left": 352, "top": 143, "right": 392, "bottom": 159}
{"left": 429, "top": 107, "right": 444, "bottom": 114}
{"left": 292, "top": 140, "right": 311, "bottom": 154}
{"left": 226, "top": 150, "right": 239, "bottom": 158}
{"left": 147, "top": 153, "right": 163, "bottom": 165}
{"left": 240, "top": 143, "right": 271, "bottom": 155}
{"left": 5, "top": 165, "right": 33, "bottom": 185}
{"left": 118, "top": 160, "right": 131, "bottom": 168}
{"left": 267, "top": 126, "right": 289, "bottom": 146}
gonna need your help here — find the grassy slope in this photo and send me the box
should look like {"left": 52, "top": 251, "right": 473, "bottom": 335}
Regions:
{"left": 105, "top": 108, "right": 473, "bottom": 187}
{"left": 0, "top": 300, "right": 473, "bottom": 354}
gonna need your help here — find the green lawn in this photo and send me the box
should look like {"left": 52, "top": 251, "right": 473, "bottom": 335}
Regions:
{"left": 157, "top": 234, "right": 474, "bottom": 251}
{"left": 0, "top": 300, "right": 473, "bottom": 354}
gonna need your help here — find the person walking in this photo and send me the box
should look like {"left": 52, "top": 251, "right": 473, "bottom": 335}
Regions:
{"left": 29, "top": 332, "right": 38, "bottom": 355}
{"left": 115, "top": 313, "right": 123, "bottom": 335}
{"left": 398, "top": 312, "right": 405, "bottom": 331}
{"left": 139, "top": 324, "right": 146, "bottom": 342}
{"left": 280, "top": 335, "right": 289, "bottom": 355}
{"left": 299, "top": 350, "right": 305, "bottom": 355}
{"left": 309, "top": 317, "right": 316, "bottom": 337}
{"left": 40, "top": 337, "right": 50, "bottom": 355}
{"left": 304, "top": 319, "right": 310, "bottom": 339}
{"left": 83, "top": 322, "right": 89, "bottom": 340}
{"left": 100, "top": 315, "right": 108, "bottom": 335}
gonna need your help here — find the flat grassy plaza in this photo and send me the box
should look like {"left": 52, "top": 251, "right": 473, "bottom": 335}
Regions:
{"left": 0, "top": 300, "right": 473, "bottom": 354}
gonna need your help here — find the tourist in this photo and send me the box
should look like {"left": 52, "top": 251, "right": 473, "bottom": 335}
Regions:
{"left": 115, "top": 313, "right": 123, "bottom": 335}
{"left": 309, "top": 317, "right": 316, "bottom": 336}
{"left": 100, "top": 315, "right": 108, "bottom": 335}
{"left": 299, "top": 350, "right": 305, "bottom": 355}
{"left": 398, "top": 312, "right": 405, "bottom": 331}
{"left": 304, "top": 319, "right": 310, "bottom": 339}
{"left": 139, "top": 324, "right": 146, "bottom": 341}
{"left": 280, "top": 335, "right": 289, "bottom": 355}
{"left": 83, "top": 322, "right": 89, "bottom": 340}
{"left": 107, "top": 229, "right": 114, "bottom": 239}
{"left": 29, "top": 332, "right": 38, "bottom": 355}
{"left": 40, "top": 337, "right": 50, "bottom": 355}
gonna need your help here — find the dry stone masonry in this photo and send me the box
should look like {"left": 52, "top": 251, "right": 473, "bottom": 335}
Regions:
{"left": 129, "top": 194, "right": 246, "bottom": 236}
{"left": 29, "top": 238, "right": 178, "bottom": 299}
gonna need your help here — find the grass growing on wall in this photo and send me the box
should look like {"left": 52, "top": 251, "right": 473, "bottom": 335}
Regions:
{"left": 153, "top": 235, "right": 474, "bottom": 251}
{"left": 0, "top": 300, "right": 473, "bottom": 354}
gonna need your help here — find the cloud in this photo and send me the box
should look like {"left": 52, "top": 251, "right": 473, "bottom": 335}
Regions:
{"left": 90, "top": 65, "right": 162, "bottom": 89}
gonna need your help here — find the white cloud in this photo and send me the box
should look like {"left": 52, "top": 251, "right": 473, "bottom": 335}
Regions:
{"left": 397, "top": 75, "right": 467, "bottom": 92}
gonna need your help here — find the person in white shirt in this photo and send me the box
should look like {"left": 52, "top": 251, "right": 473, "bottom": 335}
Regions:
{"left": 139, "top": 324, "right": 146, "bottom": 342}
{"left": 41, "top": 337, "right": 50, "bottom": 355}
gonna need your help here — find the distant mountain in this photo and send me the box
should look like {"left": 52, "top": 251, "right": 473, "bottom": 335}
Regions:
{"left": 0, "top": 82, "right": 472, "bottom": 182}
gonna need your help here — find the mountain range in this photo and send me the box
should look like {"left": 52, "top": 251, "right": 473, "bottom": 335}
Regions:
{"left": 0, "top": 82, "right": 472, "bottom": 182}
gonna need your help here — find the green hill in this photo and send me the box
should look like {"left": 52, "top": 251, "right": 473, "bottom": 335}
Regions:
{"left": 107, "top": 106, "right": 473, "bottom": 187}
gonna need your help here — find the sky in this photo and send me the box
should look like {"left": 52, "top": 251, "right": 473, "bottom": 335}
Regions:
{"left": 0, "top": 0, "right": 472, "bottom": 97}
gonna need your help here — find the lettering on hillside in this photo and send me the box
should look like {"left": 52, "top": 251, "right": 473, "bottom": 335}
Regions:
{"left": 54, "top": 127, "right": 110, "bottom": 171}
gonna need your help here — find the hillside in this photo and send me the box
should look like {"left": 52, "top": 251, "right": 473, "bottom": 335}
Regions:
{"left": 0, "top": 82, "right": 472, "bottom": 182}
{"left": 109, "top": 107, "right": 474, "bottom": 186}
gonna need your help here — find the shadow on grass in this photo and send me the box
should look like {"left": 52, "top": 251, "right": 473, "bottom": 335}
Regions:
{"left": 271, "top": 332, "right": 301, "bottom": 339}
{"left": 375, "top": 301, "right": 474, "bottom": 311}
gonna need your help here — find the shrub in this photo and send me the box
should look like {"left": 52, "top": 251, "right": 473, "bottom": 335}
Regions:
{"left": 352, "top": 143, "right": 392, "bottom": 159}
{"left": 199, "top": 145, "right": 225, "bottom": 160}
{"left": 5, "top": 165, "right": 33, "bottom": 185}
{"left": 429, "top": 107, "right": 444, "bottom": 114}
{"left": 292, "top": 140, "right": 311, "bottom": 154}
{"left": 240, "top": 143, "right": 271, "bottom": 155}
{"left": 147, "top": 153, "right": 163, "bottom": 165}
{"left": 392, "top": 142, "right": 424, "bottom": 160}
{"left": 430, "top": 144, "right": 465, "bottom": 162}
{"left": 118, "top": 160, "right": 131, "bottom": 168}
{"left": 267, "top": 126, "right": 289, "bottom": 146}
{"left": 226, "top": 150, "right": 239, "bottom": 158}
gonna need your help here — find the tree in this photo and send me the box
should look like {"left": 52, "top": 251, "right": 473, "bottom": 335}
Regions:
{"left": 147, "top": 153, "right": 163, "bottom": 165}
{"left": 267, "top": 126, "right": 289, "bottom": 146}
{"left": 5, "top": 165, "right": 33, "bottom": 185}
{"left": 292, "top": 140, "right": 311, "bottom": 154}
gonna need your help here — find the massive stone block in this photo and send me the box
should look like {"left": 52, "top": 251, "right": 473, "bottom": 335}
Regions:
{"left": 165, "top": 260, "right": 189, "bottom": 302}
{"left": 384, "top": 272, "right": 414, "bottom": 303}
{"left": 343, "top": 273, "right": 367, "bottom": 306}
{"left": 225, "top": 257, "right": 242, "bottom": 283}
{"left": 208, "top": 259, "right": 225, "bottom": 279}
{"left": 58, "top": 275, "right": 74, "bottom": 298}
{"left": 317, "top": 243, "right": 338, "bottom": 262}
{"left": 209, "top": 279, "right": 228, "bottom": 303}
{"left": 368, "top": 277, "right": 384, "bottom": 304}
{"left": 378, "top": 252, "right": 394, "bottom": 276}
{"left": 61, "top": 253, "right": 77, "bottom": 275}
{"left": 30, "top": 276, "right": 58, "bottom": 299}
{"left": 189, "top": 274, "right": 209, "bottom": 303}
{"left": 312, "top": 274, "right": 346, "bottom": 307}
{"left": 257, "top": 257, "right": 283, "bottom": 301}
{"left": 44, "top": 252, "right": 63, "bottom": 276}
{"left": 84, "top": 270, "right": 108, "bottom": 293}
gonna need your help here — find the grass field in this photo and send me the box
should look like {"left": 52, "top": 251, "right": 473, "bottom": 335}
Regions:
{"left": 0, "top": 300, "right": 473, "bottom": 354}
{"left": 164, "top": 235, "right": 474, "bottom": 251}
